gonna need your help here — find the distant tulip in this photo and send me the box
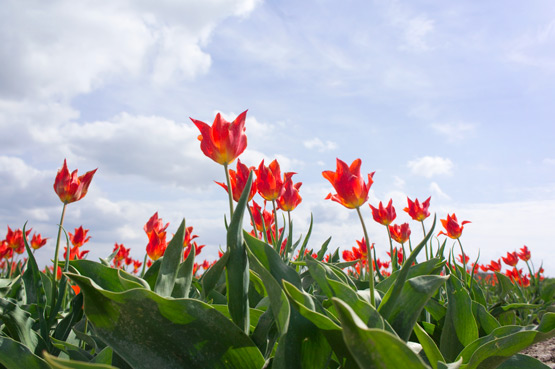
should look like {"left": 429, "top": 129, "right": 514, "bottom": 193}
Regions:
{"left": 438, "top": 213, "right": 470, "bottom": 239}
{"left": 502, "top": 251, "right": 519, "bottom": 267}
{"left": 322, "top": 158, "right": 374, "bottom": 209}
{"left": 215, "top": 159, "right": 257, "bottom": 202}
{"left": 53, "top": 159, "right": 97, "bottom": 204}
{"left": 389, "top": 223, "right": 411, "bottom": 244}
{"left": 518, "top": 245, "right": 531, "bottom": 262}
{"left": 486, "top": 259, "right": 502, "bottom": 272}
{"left": 191, "top": 110, "right": 248, "bottom": 165}
{"left": 256, "top": 159, "right": 283, "bottom": 201}
{"left": 404, "top": 196, "right": 431, "bottom": 222}
{"left": 69, "top": 226, "right": 91, "bottom": 248}
{"left": 30, "top": 233, "right": 48, "bottom": 250}
{"left": 277, "top": 172, "right": 302, "bottom": 212}
{"left": 370, "top": 199, "right": 397, "bottom": 226}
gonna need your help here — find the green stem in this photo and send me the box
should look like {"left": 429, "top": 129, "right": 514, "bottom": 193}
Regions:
{"left": 223, "top": 163, "right": 234, "bottom": 219}
{"left": 247, "top": 202, "right": 258, "bottom": 240}
{"left": 457, "top": 238, "right": 468, "bottom": 285}
{"left": 386, "top": 226, "right": 396, "bottom": 271}
{"left": 51, "top": 202, "right": 67, "bottom": 314}
{"left": 421, "top": 222, "right": 429, "bottom": 260}
{"left": 272, "top": 200, "right": 279, "bottom": 250}
{"left": 356, "top": 207, "right": 375, "bottom": 307}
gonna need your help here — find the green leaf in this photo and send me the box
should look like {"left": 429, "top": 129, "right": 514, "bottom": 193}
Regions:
{"left": 376, "top": 257, "right": 444, "bottom": 294}
{"left": 0, "top": 336, "right": 50, "bottom": 369}
{"left": 44, "top": 352, "right": 118, "bottom": 369}
{"left": 226, "top": 171, "right": 253, "bottom": 333}
{"left": 385, "top": 275, "right": 448, "bottom": 341}
{"left": 0, "top": 297, "right": 39, "bottom": 351}
{"left": 332, "top": 298, "right": 430, "bottom": 369}
{"left": 154, "top": 218, "right": 186, "bottom": 297}
{"left": 472, "top": 301, "right": 500, "bottom": 335}
{"left": 201, "top": 250, "right": 229, "bottom": 299}
{"left": 142, "top": 258, "right": 162, "bottom": 289}
{"left": 171, "top": 243, "right": 196, "bottom": 298}
{"left": 496, "top": 354, "right": 552, "bottom": 369}
{"left": 378, "top": 215, "right": 436, "bottom": 319}
{"left": 66, "top": 259, "right": 147, "bottom": 292}
{"left": 67, "top": 272, "right": 265, "bottom": 369}
{"left": 414, "top": 323, "right": 445, "bottom": 369}
{"left": 440, "top": 274, "right": 479, "bottom": 362}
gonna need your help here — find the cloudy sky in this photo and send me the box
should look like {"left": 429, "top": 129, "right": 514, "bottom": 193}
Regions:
{"left": 1, "top": 0, "right": 554, "bottom": 276}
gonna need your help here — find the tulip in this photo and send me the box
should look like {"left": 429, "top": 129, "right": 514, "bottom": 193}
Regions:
{"left": 53, "top": 159, "right": 97, "bottom": 204}
{"left": 191, "top": 110, "right": 248, "bottom": 166}
{"left": 30, "top": 233, "right": 48, "bottom": 250}
{"left": 502, "top": 251, "right": 519, "bottom": 267}
{"left": 250, "top": 201, "right": 274, "bottom": 235}
{"left": 146, "top": 230, "right": 167, "bottom": 261}
{"left": 144, "top": 212, "right": 169, "bottom": 236}
{"left": 518, "top": 245, "right": 531, "bottom": 262}
{"left": 438, "top": 213, "right": 470, "bottom": 239}
{"left": 69, "top": 226, "right": 91, "bottom": 248}
{"left": 389, "top": 223, "right": 411, "bottom": 244}
{"left": 322, "top": 158, "right": 374, "bottom": 209}
{"left": 486, "top": 259, "right": 502, "bottom": 272}
{"left": 277, "top": 172, "right": 302, "bottom": 212}
{"left": 256, "top": 159, "right": 283, "bottom": 201}
{"left": 63, "top": 245, "right": 90, "bottom": 260}
{"left": 216, "top": 159, "right": 257, "bottom": 202}
{"left": 404, "top": 196, "right": 431, "bottom": 222}
{"left": 370, "top": 200, "right": 397, "bottom": 226}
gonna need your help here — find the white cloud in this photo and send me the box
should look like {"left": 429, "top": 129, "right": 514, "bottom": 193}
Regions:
{"left": 507, "top": 19, "right": 555, "bottom": 72}
{"left": 303, "top": 138, "right": 338, "bottom": 152}
{"left": 429, "top": 182, "right": 450, "bottom": 200}
{"left": 407, "top": 156, "right": 453, "bottom": 178}
{"left": 431, "top": 121, "right": 476, "bottom": 141}
{"left": 401, "top": 16, "right": 435, "bottom": 52}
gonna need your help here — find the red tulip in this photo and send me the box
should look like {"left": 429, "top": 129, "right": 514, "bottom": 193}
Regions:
{"left": 387, "top": 247, "right": 404, "bottom": 265}
{"left": 54, "top": 159, "right": 97, "bottom": 204}
{"left": 5, "top": 226, "right": 31, "bottom": 251}
{"left": 486, "top": 259, "right": 502, "bottom": 272}
{"left": 133, "top": 260, "right": 143, "bottom": 274}
{"left": 146, "top": 230, "right": 167, "bottom": 261}
{"left": 191, "top": 110, "right": 248, "bottom": 165}
{"left": 64, "top": 245, "right": 90, "bottom": 260}
{"left": 438, "top": 213, "right": 470, "bottom": 239}
{"left": 256, "top": 159, "right": 283, "bottom": 201}
{"left": 30, "top": 233, "right": 48, "bottom": 250}
{"left": 216, "top": 159, "right": 257, "bottom": 202}
{"left": 277, "top": 172, "right": 302, "bottom": 212}
{"left": 250, "top": 201, "right": 274, "bottom": 233}
{"left": 69, "top": 226, "right": 91, "bottom": 248}
{"left": 502, "top": 251, "right": 519, "bottom": 267}
{"left": 144, "top": 212, "right": 169, "bottom": 236}
{"left": 322, "top": 158, "right": 374, "bottom": 209}
{"left": 518, "top": 245, "right": 531, "bottom": 262}
{"left": 370, "top": 199, "right": 396, "bottom": 226}
{"left": 389, "top": 223, "right": 411, "bottom": 244}
{"left": 404, "top": 196, "right": 431, "bottom": 222}
{"left": 113, "top": 243, "right": 130, "bottom": 262}
{"left": 457, "top": 254, "right": 470, "bottom": 265}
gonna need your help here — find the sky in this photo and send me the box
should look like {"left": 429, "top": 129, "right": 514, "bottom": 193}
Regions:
{"left": 1, "top": 0, "right": 554, "bottom": 276}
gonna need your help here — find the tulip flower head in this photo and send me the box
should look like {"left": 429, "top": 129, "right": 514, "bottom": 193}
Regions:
{"left": 277, "top": 172, "right": 302, "bottom": 212}
{"left": 30, "top": 233, "right": 48, "bottom": 250}
{"left": 518, "top": 245, "right": 531, "bottom": 262}
{"left": 322, "top": 158, "right": 375, "bottom": 209}
{"left": 389, "top": 223, "right": 411, "bottom": 244}
{"left": 256, "top": 159, "right": 283, "bottom": 201}
{"left": 502, "top": 251, "right": 519, "bottom": 267}
{"left": 191, "top": 110, "right": 248, "bottom": 165}
{"left": 146, "top": 230, "right": 167, "bottom": 261}
{"left": 369, "top": 199, "right": 397, "bottom": 226}
{"left": 404, "top": 196, "right": 431, "bottom": 222}
{"left": 69, "top": 226, "right": 91, "bottom": 248}
{"left": 250, "top": 201, "right": 274, "bottom": 233}
{"left": 438, "top": 213, "right": 470, "bottom": 239}
{"left": 54, "top": 159, "right": 97, "bottom": 204}
{"left": 486, "top": 259, "right": 502, "bottom": 272}
{"left": 216, "top": 159, "right": 257, "bottom": 202}
{"left": 144, "top": 212, "right": 170, "bottom": 236}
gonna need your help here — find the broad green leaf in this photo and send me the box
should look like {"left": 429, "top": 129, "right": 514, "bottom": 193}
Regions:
{"left": 226, "top": 171, "right": 253, "bottom": 333}
{"left": 90, "top": 347, "right": 113, "bottom": 365}
{"left": 296, "top": 213, "right": 313, "bottom": 261}
{"left": 201, "top": 250, "right": 229, "bottom": 299}
{"left": 0, "top": 336, "right": 50, "bottom": 369}
{"left": 472, "top": 301, "right": 500, "bottom": 335}
{"left": 0, "top": 297, "right": 39, "bottom": 351}
{"left": 44, "top": 352, "right": 118, "bottom": 369}
{"left": 332, "top": 298, "right": 430, "bottom": 369}
{"left": 66, "top": 259, "right": 146, "bottom": 292}
{"left": 496, "top": 354, "right": 551, "bottom": 369}
{"left": 440, "top": 274, "right": 478, "bottom": 361}
{"left": 378, "top": 215, "right": 436, "bottom": 319}
{"left": 67, "top": 272, "right": 265, "bottom": 369}
{"left": 414, "top": 323, "right": 445, "bottom": 369}
{"left": 53, "top": 292, "right": 84, "bottom": 343}
{"left": 154, "top": 218, "right": 186, "bottom": 297}
{"left": 494, "top": 272, "right": 517, "bottom": 300}
{"left": 142, "top": 258, "right": 162, "bottom": 289}
{"left": 171, "top": 243, "right": 196, "bottom": 298}
{"left": 385, "top": 275, "right": 448, "bottom": 341}
{"left": 376, "top": 257, "right": 444, "bottom": 293}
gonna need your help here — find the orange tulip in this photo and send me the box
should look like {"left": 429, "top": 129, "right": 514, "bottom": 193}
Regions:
{"left": 191, "top": 110, "right": 248, "bottom": 165}
{"left": 53, "top": 159, "right": 97, "bottom": 204}
{"left": 518, "top": 245, "right": 531, "bottom": 262}
{"left": 277, "top": 172, "right": 302, "bottom": 212}
{"left": 215, "top": 159, "right": 257, "bottom": 202}
{"left": 322, "top": 158, "right": 374, "bottom": 209}
{"left": 502, "top": 251, "right": 519, "bottom": 267}
{"left": 256, "top": 159, "right": 283, "bottom": 201}
{"left": 438, "top": 213, "right": 470, "bottom": 239}
{"left": 250, "top": 201, "right": 274, "bottom": 233}
{"left": 30, "top": 233, "right": 48, "bottom": 250}
{"left": 389, "top": 223, "right": 411, "bottom": 244}
{"left": 146, "top": 230, "right": 167, "bottom": 261}
{"left": 370, "top": 199, "right": 396, "bottom": 226}
{"left": 144, "top": 212, "right": 169, "bottom": 236}
{"left": 404, "top": 196, "right": 431, "bottom": 222}
{"left": 69, "top": 226, "right": 91, "bottom": 248}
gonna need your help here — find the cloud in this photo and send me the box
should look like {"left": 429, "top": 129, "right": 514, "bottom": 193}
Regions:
{"left": 543, "top": 158, "right": 555, "bottom": 166}
{"left": 303, "top": 138, "right": 338, "bottom": 152}
{"left": 507, "top": 19, "right": 555, "bottom": 72}
{"left": 401, "top": 15, "right": 435, "bottom": 52}
{"left": 431, "top": 121, "right": 476, "bottom": 141}
{"left": 0, "top": 0, "right": 260, "bottom": 100}
{"left": 429, "top": 182, "right": 450, "bottom": 200}
{"left": 407, "top": 156, "right": 453, "bottom": 178}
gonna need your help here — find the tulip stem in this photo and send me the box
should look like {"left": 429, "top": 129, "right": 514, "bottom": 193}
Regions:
{"left": 52, "top": 202, "right": 67, "bottom": 311}
{"left": 223, "top": 163, "right": 234, "bottom": 218}
{"left": 272, "top": 200, "right": 279, "bottom": 250}
{"left": 457, "top": 238, "right": 468, "bottom": 285}
{"left": 386, "top": 226, "right": 396, "bottom": 271}
{"left": 356, "top": 207, "right": 375, "bottom": 307}
{"left": 421, "top": 222, "right": 429, "bottom": 260}
{"left": 247, "top": 202, "right": 258, "bottom": 240}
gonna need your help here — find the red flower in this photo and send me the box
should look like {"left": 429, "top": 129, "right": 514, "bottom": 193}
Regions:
{"left": 387, "top": 247, "right": 404, "bottom": 265}
{"left": 146, "top": 230, "right": 167, "bottom": 261}
{"left": 502, "top": 251, "right": 519, "bottom": 267}
{"left": 64, "top": 245, "right": 90, "bottom": 260}
{"left": 256, "top": 159, "right": 283, "bottom": 201}
{"left": 518, "top": 245, "right": 531, "bottom": 262}
{"left": 277, "top": 172, "right": 302, "bottom": 212}
{"left": 389, "top": 223, "right": 411, "bottom": 244}
{"left": 215, "top": 159, "right": 257, "bottom": 202}
{"left": 370, "top": 199, "right": 396, "bottom": 226}
{"left": 404, "top": 196, "right": 431, "bottom": 222}
{"left": 54, "top": 159, "right": 97, "bottom": 204}
{"left": 322, "top": 158, "right": 374, "bottom": 209}
{"left": 438, "top": 213, "right": 470, "bottom": 239}
{"left": 191, "top": 110, "right": 248, "bottom": 165}
{"left": 144, "top": 212, "right": 169, "bottom": 235}
{"left": 133, "top": 260, "right": 143, "bottom": 274}
{"left": 250, "top": 201, "right": 274, "bottom": 233}
{"left": 485, "top": 259, "right": 502, "bottom": 272}
{"left": 113, "top": 243, "right": 130, "bottom": 262}
{"left": 69, "top": 226, "right": 91, "bottom": 248}
{"left": 457, "top": 254, "right": 470, "bottom": 265}
{"left": 30, "top": 233, "right": 48, "bottom": 250}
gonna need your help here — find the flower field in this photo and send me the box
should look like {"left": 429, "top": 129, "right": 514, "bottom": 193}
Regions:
{"left": 0, "top": 110, "right": 553, "bottom": 368}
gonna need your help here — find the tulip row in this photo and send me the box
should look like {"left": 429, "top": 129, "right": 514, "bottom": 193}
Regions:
{"left": 0, "top": 110, "right": 553, "bottom": 369}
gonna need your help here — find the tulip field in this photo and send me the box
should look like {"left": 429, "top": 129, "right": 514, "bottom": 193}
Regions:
{"left": 0, "top": 110, "right": 554, "bottom": 369}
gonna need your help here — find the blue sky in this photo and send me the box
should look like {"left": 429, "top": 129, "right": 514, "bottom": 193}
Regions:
{"left": 1, "top": 0, "right": 554, "bottom": 275}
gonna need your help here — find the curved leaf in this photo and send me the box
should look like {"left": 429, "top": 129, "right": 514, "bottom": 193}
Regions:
{"left": 154, "top": 219, "right": 186, "bottom": 297}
